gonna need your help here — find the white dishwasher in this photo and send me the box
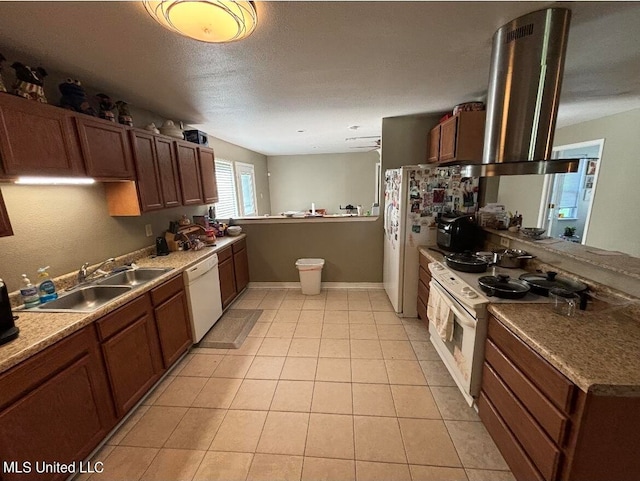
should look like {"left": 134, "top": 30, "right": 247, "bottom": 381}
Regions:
{"left": 183, "top": 253, "right": 223, "bottom": 343}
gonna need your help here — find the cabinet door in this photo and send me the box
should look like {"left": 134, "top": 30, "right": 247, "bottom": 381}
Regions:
{"left": 0, "top": 327, "right": 115, "bottom": 481}
{"left": 233, "top": 239, "right": 249, "bottom": 293}
{"left": 155, "top": 136, "right": 182, "bottom": 208}
{"left": 154, "top": 289, "right": 193, "bottom": 368}
{"left": 0, "top": 189, "right": 13, "bottom": 237}
{"left": 175, "top": 140, "right": 203, "bottom": 205}
{"left": 439, "top": 116, "right": 458, "bottom": 161}
{"left": 131, "top": 130, "right": 163, "bottom": 212}
{"left": 76, "top": 116, "right": 134, "bottom": 179}
{"left": 198, "top": 147, "right": 218, "bottom": 204}
{"left": 427, "top": 125, "right": 440, "bottom": 163}
{"left": 0, "top": 94, "right": 85, "bottom": 177}
{"left": 219, "top": 255, "right": 237, "bottom": 309}
{"left": 98, "top": 296, "right": 162, "bottom": 417}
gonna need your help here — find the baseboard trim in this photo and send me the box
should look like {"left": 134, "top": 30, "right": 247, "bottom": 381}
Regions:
{"left": 248, "top": 282, "right": 384, "bottom": 290}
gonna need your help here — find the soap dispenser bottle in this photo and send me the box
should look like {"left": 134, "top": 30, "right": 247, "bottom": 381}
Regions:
{"left": 37, "top": 266, "right": 58, "bottom": 304}
{"left": 20, "top": 274, "right": 40, "bottom": 308}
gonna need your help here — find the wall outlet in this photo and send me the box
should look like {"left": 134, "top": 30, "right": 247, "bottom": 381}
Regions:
{"left": 500, "top": 237, "right": 510, "bottom": 248}
{"left": 145, "top": 224, "right": 153, "bottom": 237}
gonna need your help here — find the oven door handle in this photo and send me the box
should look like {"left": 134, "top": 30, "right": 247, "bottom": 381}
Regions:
{"left": 430, "top": 281, "right": 476, "bottom": 329}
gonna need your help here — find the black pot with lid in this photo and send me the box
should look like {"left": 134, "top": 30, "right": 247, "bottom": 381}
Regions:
{"left": 444, "top": 251, "right": 489, "bottom": 273}
{"left": 478, "top": 274, "right": 530, "bottom": 299}
{"left": 519, "top": 271, "right": 589, "bottom": 309}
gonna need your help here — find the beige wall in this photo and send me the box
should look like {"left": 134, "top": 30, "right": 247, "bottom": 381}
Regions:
{"left": 0, "top": 183, "right": 207, "bottom": 289}
{"left": 239, "top": 220, "right": 383, "bottom": 283}
{"left": 553, "top": 109, "right": 640, "bottom": 257}
{"left": 210, "top": 138, "right": 270, "bottom": 216}
{"left": 496, "top": 108, "right": 640, "bottom": 257}
{"left": 381, "top": 114, "right": 441, "bottom": 170}
{"left": 496, "top": 175, "right": 545, "bottom": 228}
{"left": 267, "top": 152, "right": 379, "bottom": 214}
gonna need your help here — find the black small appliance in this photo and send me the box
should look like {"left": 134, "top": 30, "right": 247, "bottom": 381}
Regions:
{"left": 0, "top": 279, "right": 19, "bottom": 346}
{"left": 437, "top": 212, "right": 482, "bottom": 252}
{"left": 156, "top": 236, "right": 170, "bottom": 256}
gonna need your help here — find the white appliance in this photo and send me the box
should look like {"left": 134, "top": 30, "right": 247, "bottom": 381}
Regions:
{"left": 183, "top": 253, "right": 223, "bottom": 343}
{"left": 383, "top": 166, "right": 479, "bottom": 317}
{"left": 427, "top": 261, "right": 547, "bottom": 406}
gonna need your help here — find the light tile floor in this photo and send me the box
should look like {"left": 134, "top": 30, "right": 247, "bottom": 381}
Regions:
{"left": 83, "top": 288, "right": 515, "bottom": 481}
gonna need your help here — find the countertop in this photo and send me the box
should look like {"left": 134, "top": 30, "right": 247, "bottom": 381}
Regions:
{"left": 418, "top": 246, "right": 640, "bottom": 397}
{"left": 0, "top": 235, "right": 246, "bottom": 376}
{"left": 484, "top": 228, "right": 640, "bottom": 282}
{"left": 236, "top": 215, "right": 379, "bottom": 224}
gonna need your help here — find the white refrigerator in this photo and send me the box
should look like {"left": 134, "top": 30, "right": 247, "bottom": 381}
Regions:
{"left": 383, "top": 166, "right": 479, "bottom": 317}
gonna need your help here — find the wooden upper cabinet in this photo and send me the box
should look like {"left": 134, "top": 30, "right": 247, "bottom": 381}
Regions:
{"left": 75, "top": 116, "right": 134, "bottom": 180}
{"left": 198, "top": 147, "right": 218, "bottom": 204}
{"left": 0, "top": 93, "right": 85, "bottom": 178}
{"left": 131, "top": 130, "right": 163, "bottom": 212}
{"left": 0, "top": 189, "right": 13, "bottom": 237}
{"left": 427, "top": 111, "right": 485, "bottom": 164}
{"left": 156, "top": 136, "right": 182, "bottom": 208}
{"left": 175, "top": 140, "right": 204, "bottom": 205}
{"left": 439, "top": 116, "right": 459, "bottom": 161}
{"left": 427, "top": 125, "right": 441, "bottom": 163}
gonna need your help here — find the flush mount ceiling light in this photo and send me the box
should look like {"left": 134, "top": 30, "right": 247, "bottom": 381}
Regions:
{"left": 142, "top": 0, "right": 257, "bottom": 43}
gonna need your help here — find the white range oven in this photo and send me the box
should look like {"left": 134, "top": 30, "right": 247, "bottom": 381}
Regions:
{"left": 427, "top": 261, "right": 547, "bottom": 407}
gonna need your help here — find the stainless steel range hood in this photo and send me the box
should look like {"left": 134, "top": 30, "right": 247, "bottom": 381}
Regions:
{"left": 462, "top": 8, "right": 578, "bottom": 177}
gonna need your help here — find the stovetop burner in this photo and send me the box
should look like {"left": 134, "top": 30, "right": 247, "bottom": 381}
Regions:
{"left": 429, "top": 262, "right": 548, "bottom": 304}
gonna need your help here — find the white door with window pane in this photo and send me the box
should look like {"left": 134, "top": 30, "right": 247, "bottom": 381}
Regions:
{"left": 235, "top": 162, "right": 258, "bottom": 216}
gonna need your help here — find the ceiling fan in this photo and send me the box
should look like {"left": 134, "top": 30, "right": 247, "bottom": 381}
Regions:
{"left": 346, "top": 136, "right": 381, "bottom": 152}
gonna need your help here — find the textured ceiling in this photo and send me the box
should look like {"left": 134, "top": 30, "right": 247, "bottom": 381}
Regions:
{"left": 0, "top": 1, "right": 638, "bottom": 156}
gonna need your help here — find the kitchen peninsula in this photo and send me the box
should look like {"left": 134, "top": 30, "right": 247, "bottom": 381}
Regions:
{"left": 235, "top": 214, "right": 383, "bottom": 285}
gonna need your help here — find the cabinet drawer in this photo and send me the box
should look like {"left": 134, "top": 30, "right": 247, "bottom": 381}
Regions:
{"left": 232, "top": 237, "right": 246, "bottom": 254}
{"left": 482, "top": 364, "right": 561, "bottom": 481}
{"left": 478, "top": 392, "right": 545, "bottom": 481}
{"left": 419, "top": 266, "right": 431, "bottom": 288}
{"left": 419, "top": 252, "right": 431, "bottom": 272}
{"left": 150, "top": 274, "right": 183, "bottom": 306}
{"left": 488, "top": 316, "right": 575, "bottom": 413}
{"left": 95, "top": 294, "right": 152, "bottom": 341}
{"left": 485, "top": 340, "right": 568, "bottom": 444}
{"left": 0, "top": 327, "right": 100, "bottom": 409}
{"left": 418, "top": 279, "right": 429, "bottom": 306}
{"left": 417, "top": 296, "right": 427, "bottom": 321}
{"left": 218, "top": 245, "right": 233, "bottom": 262}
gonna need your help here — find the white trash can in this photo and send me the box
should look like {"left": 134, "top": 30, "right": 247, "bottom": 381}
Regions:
{"left": 295, "top": 258, "right": 325, "bottom": 295}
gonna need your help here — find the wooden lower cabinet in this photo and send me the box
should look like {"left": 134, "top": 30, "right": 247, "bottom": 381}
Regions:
{"left": 480, "top": 315, "right": 640, "bottom": 481}
{"left": 219, "top": 238, "right": 250, "bottom": 309}
{"left": 233, "top": 238, "right": 249, "bottom": 293}
{"left": 417, "top": 251, "right": 431, "bottom": 323}
{"left": 151, "top": 275, "right": 192, "bottom": 367}
{"left": 0, "top": 275, "right": 194, "bottom": 480}
{"left": 96, "top": 294, "right": 162, "bottom": 418}
{"left": 219, "top": 246, "right": 237, "bottom": 309}
{"left": 0, "top": 327, "right": 115, "bottom": 481}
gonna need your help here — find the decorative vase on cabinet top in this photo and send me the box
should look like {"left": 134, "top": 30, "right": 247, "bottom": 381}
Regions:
{"left": 160, "top": 120, "right": 183, "bottom": 139}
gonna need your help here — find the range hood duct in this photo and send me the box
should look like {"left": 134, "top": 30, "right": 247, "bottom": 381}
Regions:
{"left": 464, "top": 8, "right": 577, "bottom": 177}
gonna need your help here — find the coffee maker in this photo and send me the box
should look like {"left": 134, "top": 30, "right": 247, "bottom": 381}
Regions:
{"left": 0, "top": 279, "right": 19, "bottom": 346}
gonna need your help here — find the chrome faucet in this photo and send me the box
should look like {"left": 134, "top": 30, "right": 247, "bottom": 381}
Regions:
{"left": 77, "top": 258, "right": 116, "bottom": 284}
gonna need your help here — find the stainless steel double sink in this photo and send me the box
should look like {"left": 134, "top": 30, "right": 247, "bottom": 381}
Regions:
{"left": 32, "top": 268, "right": 172, "bottom": 313}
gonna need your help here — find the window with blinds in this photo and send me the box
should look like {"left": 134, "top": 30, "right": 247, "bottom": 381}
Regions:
{"left": 214, "top": 159, "right": 239, "bottom": 219}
